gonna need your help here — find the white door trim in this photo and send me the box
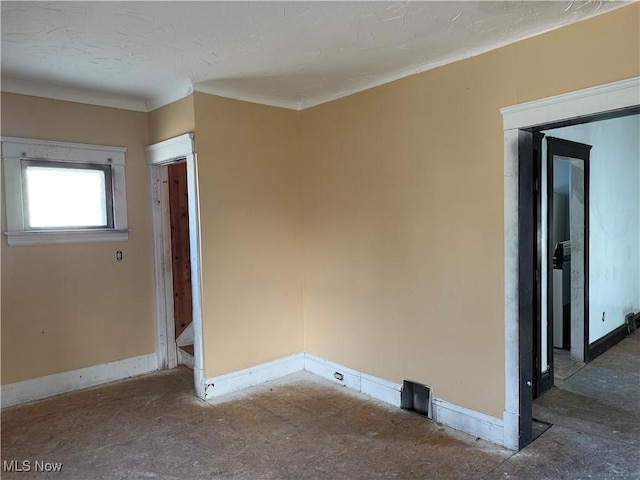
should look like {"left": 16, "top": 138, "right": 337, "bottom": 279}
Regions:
{"left": 146, "top": 133, "right": 206, "bottom": 399}
{"left": 149, "top": 163, "right": 177, "bottom": 370}
{"left": 501, "top": 76, "right": 639, "bottom": 450}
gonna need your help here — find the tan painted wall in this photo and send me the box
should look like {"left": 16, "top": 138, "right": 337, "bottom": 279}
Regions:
{"left": 193, "top": 92, "right": 303, "bottom": 377}
{"left": 148, "top": 95, "right": 195, "bottom": 145}
{"left": 1, "top": 4, "right": 635, "bottom": 415}
{"left": 300, "top": 4, "right": 639, "bottom": 418}
{"left": 1, "top": 93, "right": 155, "bottom": 384}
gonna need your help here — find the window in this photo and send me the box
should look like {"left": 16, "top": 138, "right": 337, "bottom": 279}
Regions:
{"left": 2, "top": 137, "right": 129, "bottom": 246}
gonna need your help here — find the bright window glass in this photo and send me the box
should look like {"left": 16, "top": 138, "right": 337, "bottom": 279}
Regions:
{"left": 24, "top": 165, "right": 110, "bottom": 229}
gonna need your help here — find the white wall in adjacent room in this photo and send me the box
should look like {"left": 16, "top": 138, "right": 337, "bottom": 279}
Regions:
{"left": 545, "top": 114, "right": 640, "bottom": 343}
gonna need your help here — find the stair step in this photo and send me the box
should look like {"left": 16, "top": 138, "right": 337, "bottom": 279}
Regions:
{"left": 179, "top": 344, "right": 194, "bottom": 356}
{"left": 177, "top": 344, "right": 194, "bottom": 369}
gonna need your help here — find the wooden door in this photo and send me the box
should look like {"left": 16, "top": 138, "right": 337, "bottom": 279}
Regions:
{"left": 168, "top": 162, "right": 192, "bottom": 339}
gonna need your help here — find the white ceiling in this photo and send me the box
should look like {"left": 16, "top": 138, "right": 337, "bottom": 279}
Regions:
{"left": 1, "top": 1, "right": 632, "bottom": 112}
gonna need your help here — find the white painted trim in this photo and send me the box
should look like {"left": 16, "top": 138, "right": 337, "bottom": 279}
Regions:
{"left": 177, "top": 347, "right": 195, "bottom": 370}
{"left": 303, "top": 353, "right": 362, "bottom": 391}
{"left": 304, "top": 353, "right": 402, "bottom": 407}
{"left": 361, "top": 372, "right": 403, "bottom": 408}
{"left": 1, "top": 353, "right": 157, "bottom": 408}
{"left": 432, "top": 398, "right": 504, "bottom": 446}
{"left": 204, "top": 354, "right": 305, "bottom": 399}
{"left": 148, "top": 165, "right": 174, "bottom": 370}
{"left": 1, "top": 136, "right": 127, "bottom": 165}
{"left": 1, "top": 75, "right": 148, "bottom": 112}
{"left": 304, "top": 354, "right": 505, "bottom": 445}
{"left": 145, "top": 133, "right": 206, "bottom": 401}
{"left": 501, "top": 76, "right": 640, "bottom": 450}
{"left": 204, "top": 352, "right": 506, "bottom": 446}
{"left": 145, "top": 133, "right": 194, "bottom": 165}
{"left": 2, "top": 347, "right": 505, "bottom": 447}
{"left": 145, "top": 88, "right": 193, "bottom": 116}
{"left": 1, "top": 136, "right": 129, "bottom": 246}
{"left": 176, "top": 322, "right": 194, "bottom": 347}
{"left": 503, "top": 128, "right": 521, "bottom": 451}
{"left": 501, "top": 77, "right": 640, "bottom": 130}
{"left": 4, "top": 229, "right": 131, "bottom": 246}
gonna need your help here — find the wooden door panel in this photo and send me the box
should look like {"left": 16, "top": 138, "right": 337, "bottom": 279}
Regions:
{"left": 168, "top": 162, "right": 192, "bottom": 339}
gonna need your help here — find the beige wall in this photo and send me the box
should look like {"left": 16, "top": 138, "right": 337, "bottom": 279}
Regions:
{"left": 148, "top": 95, "right": 195, "bottom": 145}
{"left": 193, "top": 92, "right": 303, "bottom": 377}
{"left": 300, "top": 4, "right": 639, "bottom": 418}
{"left": 1, "top": 4, "right": 636, "bottom": 417}
{"left": 1, "top": 93, "right": 156, "bottom": 384}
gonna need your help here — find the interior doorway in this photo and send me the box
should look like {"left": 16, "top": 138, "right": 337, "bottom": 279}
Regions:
{"left": 532, "top": 136, "right": 591, "bottom": 399}
{"left": 501, "top": 76, "right": 640, "bottom": 451}
{"left": 167, "top": 162, "right": 195, "bottom": 368}
{"left": 146, "top": 133, "right": 206, "bottom": 400}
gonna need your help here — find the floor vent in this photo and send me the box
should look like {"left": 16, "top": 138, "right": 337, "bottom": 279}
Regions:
{"left": 401, "top": 380, "right": 432, "bottom": 419}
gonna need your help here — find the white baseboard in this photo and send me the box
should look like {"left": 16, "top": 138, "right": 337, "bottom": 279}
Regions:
{"left": 304, "top": 353, "right": 402, "bottom": 407}
{"left": 502, "top": 410, "right": 520, "bottom": 450}
{"left": 305, "top": 354, "right": 505, "bottom": 445}
{"left": 432, "top": 397, "right": 505, "bottom": 446}
{"left": 204, "top": 352, "right": 505, "bottom": 446}
{"left": 1, "top": 353, "right": 157, "bottom": 408}
{"left": 304, "top": 353, "right": 362, "bottom": 391}
{"left": 204, "top": 353, "right": 305, "bottom": 399}
{"left": 361, "top": 372, "right": 403, "bottom": 407}
{"left": 2, "top": 349, "right": 506, "bottom": 447}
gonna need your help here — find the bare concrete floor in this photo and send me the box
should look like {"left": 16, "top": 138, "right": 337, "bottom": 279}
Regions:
{"left": 2, "top": 332, "right": 638, "bottom": 479}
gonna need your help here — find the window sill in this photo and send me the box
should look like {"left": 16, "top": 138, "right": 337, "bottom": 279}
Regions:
{"left": 4, "top": 229, "right": 131, "bottom": 246}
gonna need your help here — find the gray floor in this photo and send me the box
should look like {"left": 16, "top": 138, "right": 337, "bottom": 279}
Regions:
{"left": 2, "top": 332, "right": 638, "bottom": 479}
{"left": 553, "top": 347, "right": 585, "bottom": 386}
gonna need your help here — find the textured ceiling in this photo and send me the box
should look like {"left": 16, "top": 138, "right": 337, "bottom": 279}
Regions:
{"left": 0, "top": 1, "right": 632, "bottom": 112}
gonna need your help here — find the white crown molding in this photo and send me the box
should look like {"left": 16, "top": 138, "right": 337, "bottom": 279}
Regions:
{"left": 145, "top": 83, "right": 194, "bottom": 112}
{"left": 1, "top": 76, "right": 148, "bottom": 112}
{"left": 193, "top": 85, "right": 301, "bottom": 111}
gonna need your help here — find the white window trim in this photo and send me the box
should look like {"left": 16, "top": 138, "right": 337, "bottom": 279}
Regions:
{"left": 1, "top": 136, "right": 130, "bottom": 246}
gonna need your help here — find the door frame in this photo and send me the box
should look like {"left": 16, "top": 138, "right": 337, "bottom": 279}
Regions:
{"left": 545, "top": 136, "right": 592, "bottom": 368}
{"left": 146, "top": 133, "right": 206, "bottom": 400}
{"left": 501, "top": 77, "right": 639, "bottom": 450}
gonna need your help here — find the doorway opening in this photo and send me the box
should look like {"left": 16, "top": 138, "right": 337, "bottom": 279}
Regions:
{"left": 531, "top": 135, "right": 591, "bottom": 399}
{"left": 167, "top": 161, "right": 195, "bottom": 369}
{"left": 146, "top": 133, "right": 206, "bottom": 400}
{"left": 501, "top": 77, "right": 640, "bottom": 450}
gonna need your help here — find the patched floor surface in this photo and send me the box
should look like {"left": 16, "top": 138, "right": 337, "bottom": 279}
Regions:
{"left": 2, "top": 332, "right": 638, "bottom": 479}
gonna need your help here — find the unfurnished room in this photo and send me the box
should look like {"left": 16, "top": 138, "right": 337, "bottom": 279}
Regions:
{"left": 1, "top": 2, "right": 639, "bottom": 479}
